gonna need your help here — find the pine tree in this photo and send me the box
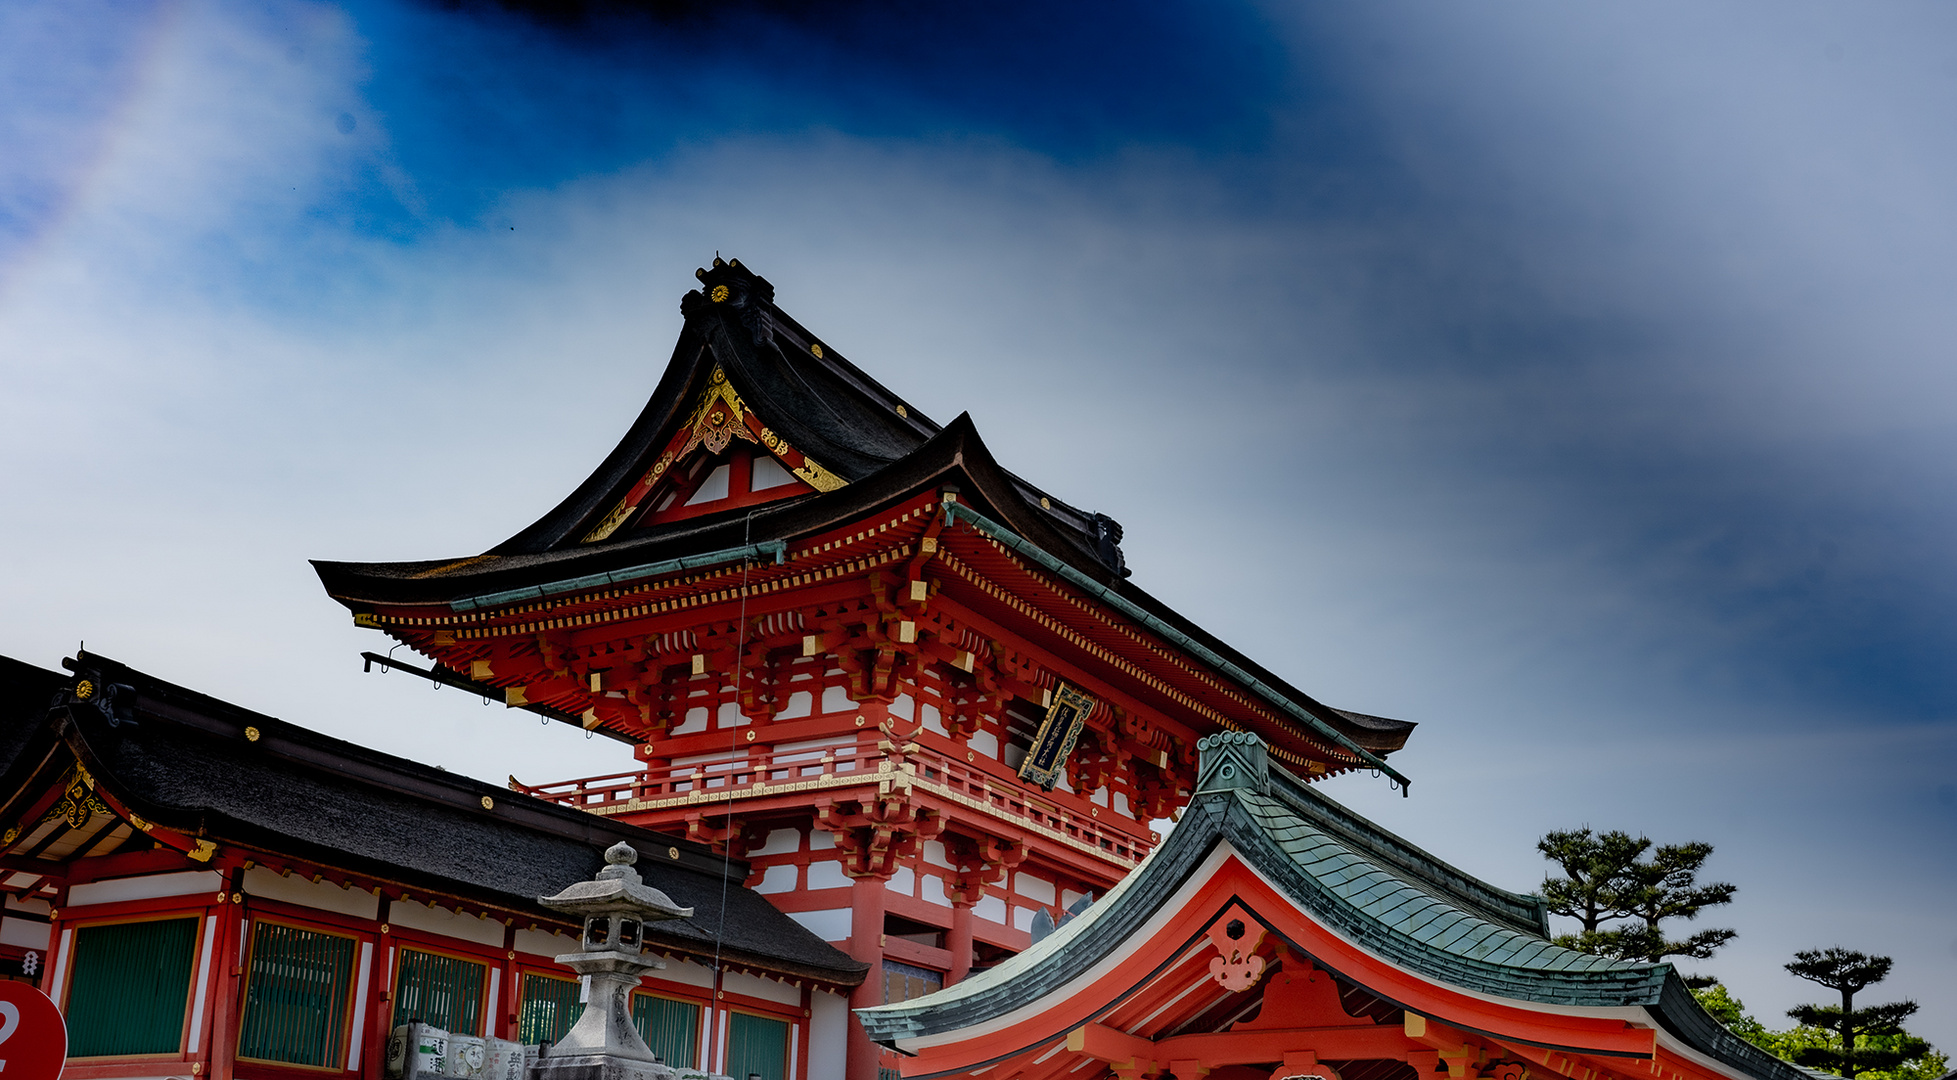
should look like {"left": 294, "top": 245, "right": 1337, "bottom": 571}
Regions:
{"left": 1538, "top": 828, "right": 1645, "bottom": 932}
{"left": 1689, "top": 981, "right": 1947, "bottom": 1080}
{"left": 1537, "top": 828, "right": 1735, "bottom": 967}
{"left": 1615, "top": 841, "right": 1737, "bottom": 961}
{"left": 1785, "top": 949, "right": 1930, "bottom": 1079}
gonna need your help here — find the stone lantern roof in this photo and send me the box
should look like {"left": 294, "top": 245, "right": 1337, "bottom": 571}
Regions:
{"left": 540, "top": 841, "right": 692, "bottom": 922}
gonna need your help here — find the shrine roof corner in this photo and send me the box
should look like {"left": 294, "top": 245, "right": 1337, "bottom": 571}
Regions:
{"left": 856, "top": 734, "right": 1804, "bottom": 1080}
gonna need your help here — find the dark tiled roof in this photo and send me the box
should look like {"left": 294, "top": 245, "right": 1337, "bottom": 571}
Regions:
{"left": 0, "top": 655, "right": 64, "bottom": 778}
{"left": 8, "top": 652, "right": 865, "bottom": 988}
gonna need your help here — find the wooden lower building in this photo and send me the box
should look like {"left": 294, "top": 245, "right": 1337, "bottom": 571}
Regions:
{"left": 856, "top": 734, "right": 1799, "bottom": 1080}
{"left": 0, "top": 652, "right": 865, "bottom": 1080}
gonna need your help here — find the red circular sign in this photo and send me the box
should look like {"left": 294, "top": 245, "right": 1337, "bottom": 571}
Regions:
{"left": 0, "top": 981, "right": 66, "bottom": 1080}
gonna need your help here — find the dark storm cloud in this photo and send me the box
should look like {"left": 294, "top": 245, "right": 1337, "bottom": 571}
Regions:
{"left": 344, "top": 0, "right": 1288, "bottom": 227}
{"left": 310, "top": 0, "right": 1957, "bottom": 730}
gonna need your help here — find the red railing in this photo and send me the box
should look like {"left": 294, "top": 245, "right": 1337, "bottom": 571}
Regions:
{"left": 513, "top": 740, "right": 1157, "bottom": 866}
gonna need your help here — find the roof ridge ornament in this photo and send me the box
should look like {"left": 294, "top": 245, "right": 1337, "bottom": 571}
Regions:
{"left": 1196, "top": 730, "right": 1270, "bottom": 796}
{"left": 686, "top": 256, "right": 776, "bottom": 347}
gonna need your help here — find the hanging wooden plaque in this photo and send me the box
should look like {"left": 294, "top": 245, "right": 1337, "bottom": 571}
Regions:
{"left": 1018, "top": 683, "right": 1096, "bottom": 791}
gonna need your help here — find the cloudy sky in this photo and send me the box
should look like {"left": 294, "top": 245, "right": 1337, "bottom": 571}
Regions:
{"left": 4, "top": 0, "right": 1954, "bottom": 1047}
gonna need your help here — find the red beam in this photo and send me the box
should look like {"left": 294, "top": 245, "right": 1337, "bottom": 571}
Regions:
{"left": 1068, "top": 1022, "right": 1416, "bottom": 1072}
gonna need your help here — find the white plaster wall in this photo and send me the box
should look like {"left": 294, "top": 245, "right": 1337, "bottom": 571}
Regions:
{"left": 68, "top": 870, "right": 222, "bottom": 907}
{"left": 1014, "top": 873, "right": 1055, "bottom": 905}
{"left": 0, "top": 917, "right": 50, "bottom": 949}
{"left": 721, "top": 970, "right": 800, "bottom": 1007}
{"left": 808, "top": 991, "right": 849, "bottom": 1080}
{"left": 969, "top": 730, "right": 999, "bottom": 758}
{"left": 755, "top": 864, "right": 797, "bottom": 894}
{"left": 243, "top": 867, "right": 381, "bottom": 919}
{"left": 749, "top": 829, "right": 801, "bottom": 857}
{"left": 806, "top": 860, "right": 850, "bottom": 890}
{"left": 515, "top": 927, "right": 577, "bottom": 957}
{"left": 649, "top": 957, "right": 714, "bottom": 989}
{"left": 820, "top": 686, "right": 852, "bottom": 714}
{"left": 974, "top": 895, "right": 1006, "bottom": 924}
{"left": 389, "top": 899, "right": 505, "bottom": 947}
{"left": 674, "top": 706, "right": 709, "bottom": 735}
{"left": 921, "top": 875, "right": 950, "bottom": 907}
{"left": 786, "top": 909, "right": 851, "bottom": 942}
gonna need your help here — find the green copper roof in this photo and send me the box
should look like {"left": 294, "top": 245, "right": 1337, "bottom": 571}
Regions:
{"left": 858, "top": 734, "right": 1806, "bottom": 1080}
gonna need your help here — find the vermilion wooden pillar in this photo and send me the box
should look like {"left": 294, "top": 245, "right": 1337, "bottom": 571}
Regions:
{"left": 208, "top": 883, "right": 246, "bottom": 1080}
{"left": 846, "top": 874, "right": 888, "bottom": 1080}
{"left": 366, "top": 899, "right": 394, "bottom": 1080}
{"left": 946, "top": 903, "right": 974, "bottom": 985}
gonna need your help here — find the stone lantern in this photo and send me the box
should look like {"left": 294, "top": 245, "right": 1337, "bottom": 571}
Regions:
{"left": 536, "top": 841, "right": 693, "bottom": 1080}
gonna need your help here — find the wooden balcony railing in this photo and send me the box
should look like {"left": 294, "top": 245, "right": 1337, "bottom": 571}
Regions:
{"left": 512, "top": 740, "right": 1158, "bottom": 868}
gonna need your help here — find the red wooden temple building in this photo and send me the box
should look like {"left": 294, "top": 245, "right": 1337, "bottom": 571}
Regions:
{"left": 0, "top": 649, "right": 865, "bottom": 1080}
{"left": 313, "top": 258, "right": 1419, "bottom": 1080}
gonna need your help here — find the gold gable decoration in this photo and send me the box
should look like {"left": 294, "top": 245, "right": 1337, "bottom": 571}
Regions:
{"left": 581, "top": 366, "right": 847, "bottom": 543}
{"left": 36, "top": 767, "right": 114, "bottom": 832}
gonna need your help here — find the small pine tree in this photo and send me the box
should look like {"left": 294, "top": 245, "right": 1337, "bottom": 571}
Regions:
{"left": 1785, "top": 949, "right": 1930, "bottom": 1079}
{"left": 1690, "top": 979, "right": 1946, "bottom": 1080}
{"left": 1537, "top": 828, "right": 1735, "bottom": 967}
{"left": 1538, "top": 828, "right": 1647, "bottom": 935}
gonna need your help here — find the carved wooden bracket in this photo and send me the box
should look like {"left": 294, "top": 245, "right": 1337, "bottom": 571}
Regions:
{"left": 1206, "top": 902, "right": 1269, "bottom": 992}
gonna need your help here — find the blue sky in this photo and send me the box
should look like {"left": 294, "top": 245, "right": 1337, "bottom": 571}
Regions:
{"left": 4, "top": 0, "right": 1954, "bottom": 1045}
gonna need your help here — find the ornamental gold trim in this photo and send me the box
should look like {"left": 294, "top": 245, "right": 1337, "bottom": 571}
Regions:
{"left": 581, "top": 365, "right": 846, "bottom": 543}
{"left": 40, "top": 767, "right": 112, "bottom": 831}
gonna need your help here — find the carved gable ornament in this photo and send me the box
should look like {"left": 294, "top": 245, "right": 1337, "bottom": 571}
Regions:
{"left": 581, "top": 364, "right": 847, "bottom": 542}
{"left": 1205, "top": 901, "right": 1269, "bottom": 992}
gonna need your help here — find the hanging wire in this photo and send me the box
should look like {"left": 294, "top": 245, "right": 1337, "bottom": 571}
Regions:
{"left": 712, "top": 508, "right": 761, "bottom": 978}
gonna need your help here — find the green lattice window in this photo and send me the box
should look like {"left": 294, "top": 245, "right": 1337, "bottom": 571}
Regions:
{"left": 237, "top": 921, "right": 357, "bottom": 1067}
{"left": 517, "top": 973, "right": 581, "bottom": 1046}
{"left": 724, "top": 1012, "right": 789, "bottom": 1080}
{"left": 392, "top": 948, "right": 485, "bottom": 1035}
{"left": 631, "top": 994, "right": 699, "bottom": 1069}
{"left": 65, "top": 917, "right": 200, "bottom": 1057}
